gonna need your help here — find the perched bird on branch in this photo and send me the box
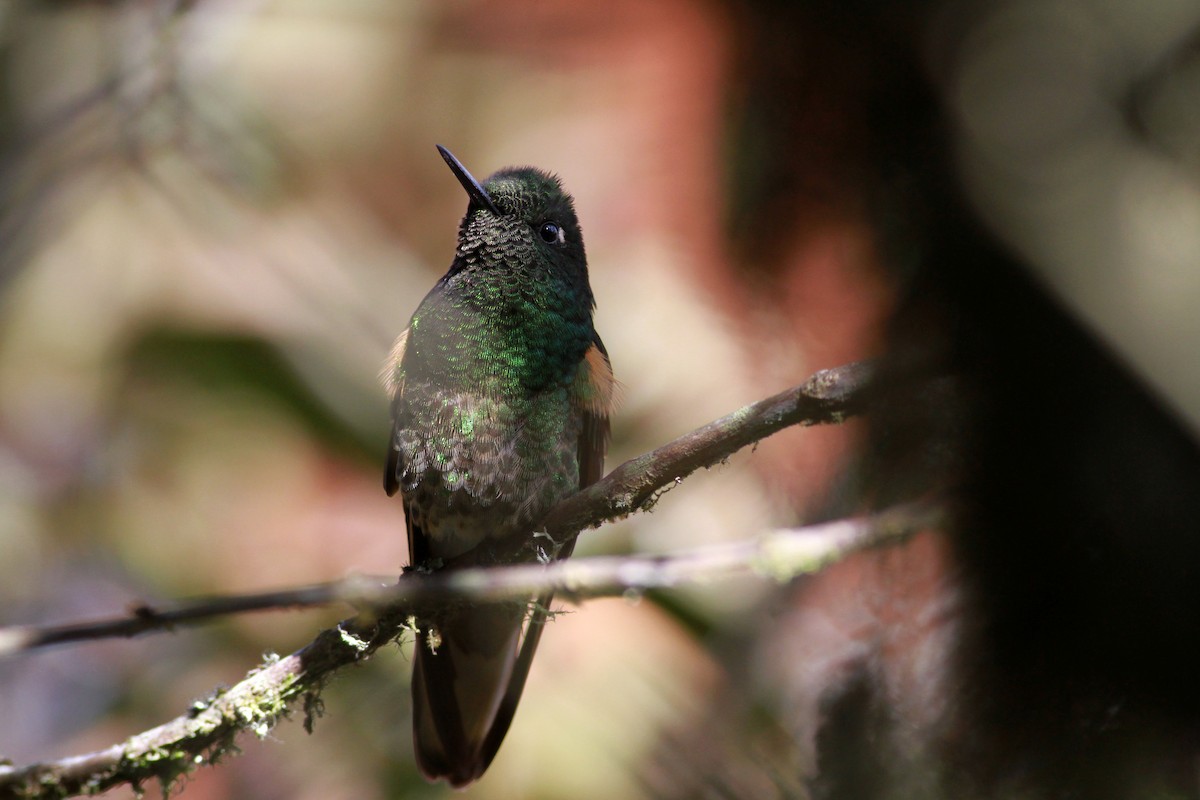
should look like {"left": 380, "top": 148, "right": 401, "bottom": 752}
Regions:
{"left": 383, "top": 145, "right": 614, "bottom": 787}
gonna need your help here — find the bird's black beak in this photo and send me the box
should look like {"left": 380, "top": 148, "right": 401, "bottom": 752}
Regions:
{"left": 437, "top": 145, "right": 501, "bottom": 216}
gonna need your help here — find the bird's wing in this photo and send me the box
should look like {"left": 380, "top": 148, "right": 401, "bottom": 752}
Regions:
{"left": 381, "top": 327, "right": 433, "bottom": 570}
{"left": 382, "top": 328, "right": 409, "bottom": 498}
{"left": 576, "top": 333, "right": 616, "bottom": 494}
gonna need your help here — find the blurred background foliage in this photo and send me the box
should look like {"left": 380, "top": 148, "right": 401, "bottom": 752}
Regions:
{"left": 1, "top": 1, "right": 1199, "bottom": 798}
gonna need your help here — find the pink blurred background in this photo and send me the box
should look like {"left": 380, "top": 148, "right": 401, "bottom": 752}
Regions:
{"left": 2, "top": 1, "right": 1198, "bottom": 797}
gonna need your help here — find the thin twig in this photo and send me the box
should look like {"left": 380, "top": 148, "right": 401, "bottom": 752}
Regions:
{"left": 0, "top": 579, "right": 387, "bottom": 656}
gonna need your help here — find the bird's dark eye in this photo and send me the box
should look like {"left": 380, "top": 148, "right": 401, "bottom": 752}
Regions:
{"left": 538, "top": 221, "right": 564, "bottom": 245}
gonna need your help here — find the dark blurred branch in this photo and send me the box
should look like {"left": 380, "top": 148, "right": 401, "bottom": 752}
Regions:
{"left": 0, "top": 579, "right": 389, "bottom": 655}
{"left": 0, "top": 361, "right": 889, "bottom": 798}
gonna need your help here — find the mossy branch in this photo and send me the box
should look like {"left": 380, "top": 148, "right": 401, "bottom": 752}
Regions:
{"left": 0, "top": 613, "right": 411, "bottom": 799}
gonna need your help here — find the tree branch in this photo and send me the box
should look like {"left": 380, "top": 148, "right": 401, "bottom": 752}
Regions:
{"left": 541, "top": 360, "right": 874, "bottom": 537}
{"left": 0, "top": 361, "right": 891, "bottom": 798}
{"left": 0, "top": 502, "right": 939, "bottom": 799}
{"left": 0, "top": 361, "right": 876, "bottom": 656}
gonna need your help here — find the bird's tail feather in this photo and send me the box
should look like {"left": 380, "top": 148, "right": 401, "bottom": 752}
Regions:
{"left": 411, "top": 595, "right": 553, "bottom": 787}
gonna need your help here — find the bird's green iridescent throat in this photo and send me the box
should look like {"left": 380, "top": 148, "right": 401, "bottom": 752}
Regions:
{"left": 405, "top": 269, "right": 593, "bottom": 397}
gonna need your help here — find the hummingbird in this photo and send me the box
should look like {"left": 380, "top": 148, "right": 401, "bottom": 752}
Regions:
{"left": 383, "top": 145, "right": 615, "bottom": 786}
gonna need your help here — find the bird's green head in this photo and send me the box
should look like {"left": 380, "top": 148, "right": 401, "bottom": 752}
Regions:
{"left": 437, "top": 145, "right": 591, "bottom": 304}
